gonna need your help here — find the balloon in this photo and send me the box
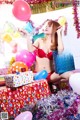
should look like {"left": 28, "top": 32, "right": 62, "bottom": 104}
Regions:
{"left": 25, "top": 22, "right": 34, "bottom": 33}
{"left": 69, "top": 73, "right": 80, "bottom": 95}
{"left": 12, "top": 0, "right": 31, "bottom": 21}
{"left": 8, "top": 61, "right": 28, "bottom": 74}
{"left": 16, "top": 50, "right": 36, "bottom": 67}
{"left": 15, "top": 111, "right": 33, "bottom": 120}
{"left": 34, "top": 70, "right": 48, "bottom": 80}
{"left": 58, "top": 16, "right": 67, "bottom": 26}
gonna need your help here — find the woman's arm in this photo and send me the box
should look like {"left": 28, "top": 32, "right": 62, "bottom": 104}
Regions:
{"left": 18, "top": 28, "right": 39, "bottom": 52}
{"left": 26, "top": 33, "right": 39, "bottom": 52}
{"left": 57, "top": 28, "right": 64, "bottom": 54}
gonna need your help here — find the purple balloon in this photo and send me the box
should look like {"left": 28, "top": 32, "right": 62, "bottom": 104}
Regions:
{"left": 15, "top": 111, "right": 33, "bottom": 120}
{"left": 16, "top": 49, "right": 36, "bottom": 67}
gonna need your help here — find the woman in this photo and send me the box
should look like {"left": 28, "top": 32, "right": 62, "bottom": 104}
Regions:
{"left": 27, "top": 20, "right": 73, "bottom": 90}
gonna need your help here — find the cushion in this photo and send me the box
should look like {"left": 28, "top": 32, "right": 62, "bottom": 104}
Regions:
{"left": 53, "top": 51, "right": 75, "bottom": 74}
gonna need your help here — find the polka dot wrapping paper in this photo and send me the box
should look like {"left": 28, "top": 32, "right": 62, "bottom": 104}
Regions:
{"left": 4, "top": 71, "right": 34, "bottom": 88}
{"left": 0, "top": 79, "right": 51, "bottom": 119}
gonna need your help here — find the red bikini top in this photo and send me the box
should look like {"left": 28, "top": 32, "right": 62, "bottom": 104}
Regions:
{"left": 33, "top": 45, "right": 53, "bottom": 60}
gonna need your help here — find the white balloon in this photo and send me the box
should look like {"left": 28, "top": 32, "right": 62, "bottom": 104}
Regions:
{"left": 15, "top": 111, "right": 33, "bottom": 120}
{"left": 69, "top": 73, "right": 80, "bottom": 95}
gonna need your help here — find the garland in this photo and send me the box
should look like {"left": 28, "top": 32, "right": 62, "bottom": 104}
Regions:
{"left": 25, "top": 0, "right": 50, "bottom": 4}
{"left": 72, "top": 0, "right": 80, "bottom": 38}
{"left": 32, "top": 90, "right": 80, "bottom": 120}
{"left": 0, "top": 0, "right": 50, "bottom": 4}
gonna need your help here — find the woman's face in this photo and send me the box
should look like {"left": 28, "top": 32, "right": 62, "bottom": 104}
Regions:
{"left": 43, "top": 21, "right": 53, "bottom": 35}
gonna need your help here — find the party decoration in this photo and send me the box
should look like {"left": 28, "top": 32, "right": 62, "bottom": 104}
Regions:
{"left": 25, "top": 21, "right": 34, "bottom": 33}
{"left": 58, "top": 16, "right": 67, "bottom": 26}
{"left": 10, "top": 57, "right": 15, "bottom": 66}
{"left": 64, "top": 22, "right": 68, "bottom": 36}
{"left": 0, "top": 68, "right": 8, "bottom": 75}
{"left": 72, "top": 0, "right": 80, "bottom": 38}
{"left": 13, "top": 31, "right": 21, "bottom": 38}
{"left": 69, "top": 73, "right": 80, "bottom": 95}
{"left": 8, "top": 61, "right": 28, "bottom": 74}
{"left": 3, "top": 21, "right": 15, "bottom": 33}
{"left": 24, "top": 19, "right": 50, "bottom": 40}
{"left": 1, "top": 22, "right": 21, "bottom": 43}
{"left": 53, "top": 51, "right": 75, "bottom": 74}
{"left": 2, "top": 33, "right": 12, "bottom": 43}
{"left": 15, "top": 111, "right": 33, "bottom": 120}
{"left": 16, "top": 50, "right": 36, "bottom": 67}
{"left": 33, "top": 33, "right": 46, "bottom": 41}
{"left": 33, "top": 90, "right": 80, "bottom": 120}
{"left": 25, "top": 19, "right": 49, "bottom": 35}
{"left": 12, "top": 0, "right": 31, "bottom": 21}
{"left": 34, "top": 70, "right": 48, "bottom": 80}
{"left": 11, "top": 42, "right": 18, "bottom": 53}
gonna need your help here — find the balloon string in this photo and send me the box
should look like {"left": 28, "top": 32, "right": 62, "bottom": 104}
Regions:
{"left": 29, "top": 18, "right": 67, "bottom": 36}
{"left": 29, "top": 18, "right": 59, "bottom": 32}
{"left": 64, "top": 22, "right": 68, "bottom": 36}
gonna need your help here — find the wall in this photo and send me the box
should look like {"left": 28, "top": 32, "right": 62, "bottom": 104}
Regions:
{"left": 31, "top": 7, "right": 80, "bottom": 69}
{"left": 0, "top": 4, "right": 80, "bottom": 68}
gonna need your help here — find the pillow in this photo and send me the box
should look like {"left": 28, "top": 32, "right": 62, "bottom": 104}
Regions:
{"left": 53, "top": 51, "right": 75, "bottom": 74}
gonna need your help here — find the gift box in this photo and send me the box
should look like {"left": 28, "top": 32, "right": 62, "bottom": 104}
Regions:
{"left": 4, "top": 71, "right": 34, "bottom": 87}
{"left": 0, "top": 79, "right": 51, "bottom": 119}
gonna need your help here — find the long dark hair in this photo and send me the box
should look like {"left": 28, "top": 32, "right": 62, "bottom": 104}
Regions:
{"left": 47, "top": 20, "right": 60, "bottom": 50}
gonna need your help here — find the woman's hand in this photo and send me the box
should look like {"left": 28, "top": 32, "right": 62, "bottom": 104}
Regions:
{"left": 57, "top": 27, "right": 64, "bottom": 54}
{"left": 56, "top": 27, "right": 62, "bottom": 35}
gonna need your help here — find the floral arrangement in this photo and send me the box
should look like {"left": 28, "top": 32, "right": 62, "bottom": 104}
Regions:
{"left": 72, "top": 0, "right": 80, "bottom": 38}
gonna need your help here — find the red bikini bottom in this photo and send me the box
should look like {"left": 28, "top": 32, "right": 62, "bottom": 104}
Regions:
{"left": 46, "top": 71, "right": 53, "bottom": 82}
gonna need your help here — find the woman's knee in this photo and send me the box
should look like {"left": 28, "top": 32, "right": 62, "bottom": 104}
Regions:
{"left": 60, "top": 71, "right": 74, "bottom": 80}
{"left": 50, "top": 72, "right": 61, "bottom": 82}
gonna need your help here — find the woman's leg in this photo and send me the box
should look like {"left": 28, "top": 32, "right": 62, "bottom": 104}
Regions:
{"left": 60, "top": 71, "right": 74, "bottom": 81}
{"left": 49, "top": 72, "right": 61, "bottom": 93}
{"left": 49, "top": 71, "right": 73, "bottom": 92}
{"left": 50, "top": 72, "right": 61, "bottom": 83}
{"left": 59, "top": 71, "right": 74, "bottom": 90}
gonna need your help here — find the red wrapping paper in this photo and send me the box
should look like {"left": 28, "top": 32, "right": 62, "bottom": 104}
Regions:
{"left": 0, "top": 79, "right": 51, "bottom": 118}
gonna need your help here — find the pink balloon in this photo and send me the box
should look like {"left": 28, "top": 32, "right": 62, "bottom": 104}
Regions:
{"left": 15, "top": 111, "right": 33, "bottom": 120}
{"left": 12, "top": 0, "right": 31, "bottom": 21}
{"left": 16, "top": 50, "right": 36, "bottom": 67}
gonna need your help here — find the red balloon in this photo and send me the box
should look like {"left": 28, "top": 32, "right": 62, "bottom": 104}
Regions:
{"left": 12, "top": 0, "right": 31, "bottom": 21}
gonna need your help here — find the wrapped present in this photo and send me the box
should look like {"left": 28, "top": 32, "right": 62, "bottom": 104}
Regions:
{"left": 0, "top": 79, "right": 51, "bottom": 119}
{"left": 4, "top": 71, "right": 34, "bottom": 87}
